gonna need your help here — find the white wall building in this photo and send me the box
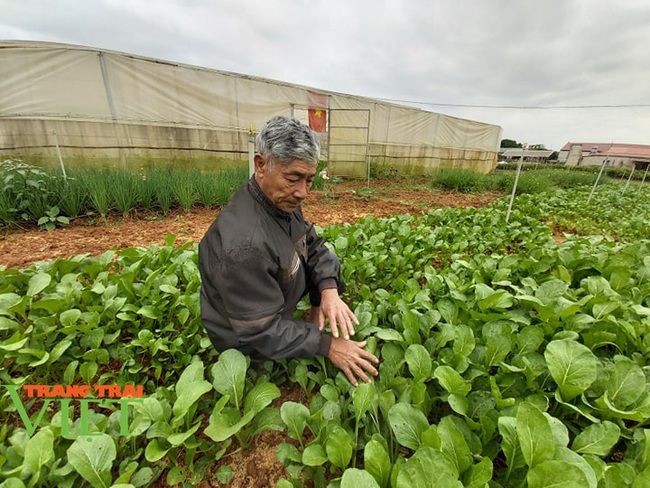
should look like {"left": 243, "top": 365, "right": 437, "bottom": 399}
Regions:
{"left": 559, "top": 142, "right": 650, "bottom": 170}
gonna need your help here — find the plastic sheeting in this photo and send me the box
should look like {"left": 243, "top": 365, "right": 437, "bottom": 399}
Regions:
{"left": 0, "top": 41, "right": 502, "bottom": 175}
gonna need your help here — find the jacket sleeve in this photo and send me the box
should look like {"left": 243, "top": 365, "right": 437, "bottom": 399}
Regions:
{"left": 214, "top": 245, "right": 328, "bottom": 359}
{"left": 305, "top": 222, "right": 340, "bottom": 292}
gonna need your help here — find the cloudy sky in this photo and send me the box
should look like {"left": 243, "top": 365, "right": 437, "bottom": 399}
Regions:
{"left": 2, "top": 0, "right": 650, "bottom": 150}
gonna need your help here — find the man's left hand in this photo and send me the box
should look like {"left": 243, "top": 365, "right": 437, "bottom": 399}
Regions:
{"left": 327, "top": 337, "right": 379, "bottom": 386}
{"left": 317, "top": 288, "right": 359, "bottom": 339}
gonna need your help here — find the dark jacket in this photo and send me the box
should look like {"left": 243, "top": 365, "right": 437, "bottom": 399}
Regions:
{"left": 198, "top": 177, "right": 338, "bottom": 359}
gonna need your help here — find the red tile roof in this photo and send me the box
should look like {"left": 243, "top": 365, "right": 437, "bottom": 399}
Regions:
{"left": 560, "top": 142, "right": 650, "bottom": 159}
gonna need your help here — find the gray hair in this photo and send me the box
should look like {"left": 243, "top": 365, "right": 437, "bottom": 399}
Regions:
{"left": 256, "top": 116, "right": 320, "bottom": 165}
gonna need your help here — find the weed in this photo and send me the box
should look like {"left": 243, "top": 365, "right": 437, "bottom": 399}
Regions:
{"left": 37, "top": 205, "right": 70, "bottom": 231}
{"left": 354, "top": 187, "right": 376, "bottom": 201}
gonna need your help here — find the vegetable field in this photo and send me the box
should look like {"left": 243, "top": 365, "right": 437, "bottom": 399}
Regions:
{"left": 1, "top": 180, "right": 650, "bottom": 487}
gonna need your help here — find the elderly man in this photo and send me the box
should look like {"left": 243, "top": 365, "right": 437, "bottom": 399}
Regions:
{"left": 199, "top": 116, "right": 378, "bottom": 386}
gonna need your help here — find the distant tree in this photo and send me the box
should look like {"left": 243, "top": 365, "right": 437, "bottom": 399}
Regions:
{"left": 500, "top": 139, "right": 522, "bottom": 148}
{"left": 529, "top": 144, "right": 547, "bottom": 150}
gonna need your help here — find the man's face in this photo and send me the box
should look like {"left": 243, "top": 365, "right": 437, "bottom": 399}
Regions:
{"left": 255, "top": 155, "right": 316, "bottom": 213}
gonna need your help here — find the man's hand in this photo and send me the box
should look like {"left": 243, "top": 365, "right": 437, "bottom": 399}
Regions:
{"left": 319, "top": 288, "right": 358, "bottom": 339}
{"left": 327, "top": 337, "right": 379, "bottom": 387}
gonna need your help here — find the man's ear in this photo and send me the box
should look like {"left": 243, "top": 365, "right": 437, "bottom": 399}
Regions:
{"left": 254, "top": 154, "right": 266, "bottom": 176}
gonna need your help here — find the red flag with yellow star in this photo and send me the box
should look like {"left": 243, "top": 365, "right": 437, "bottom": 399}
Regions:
{"left": 308, "top": 108, "right": 327, "bottom": 132}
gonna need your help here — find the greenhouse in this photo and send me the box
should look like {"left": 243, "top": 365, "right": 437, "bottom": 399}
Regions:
{"left": 0, "top": 41, "right": 502, "bottom": 176}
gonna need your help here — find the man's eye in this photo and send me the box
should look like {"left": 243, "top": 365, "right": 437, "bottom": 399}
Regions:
{"left": 287, "top": 179, "right": 299, "bottom": 184}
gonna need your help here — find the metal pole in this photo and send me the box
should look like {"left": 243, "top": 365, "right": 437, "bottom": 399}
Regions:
{"left": 587, "top": 158, "right": 609, "bottom": 204}
{"left": 52, "top": 130, "right": 67, "bottom": 179}
{"left": 623, "top": 168, "right": 635, "bottom": 193}
{"left": 365, "top": 110, "right": 371, "bottom": 187}
{"left": 506, "top": 144, "right": 526, "bottom": 222}
{"left": 248, "top": 125, "right": 255, "bottom": 178}
{"left": 639, "top": 164, "right": 650, "bottom": 191}
{"left": 326, "top": 97, "right": 332, "bottom": 171}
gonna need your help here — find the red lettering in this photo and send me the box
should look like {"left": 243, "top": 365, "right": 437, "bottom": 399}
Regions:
{"left": 121, "top": 384, "right": 144, "bottom": 398}
{"left": 63, "top": 385, "right": 91, "bottom": 397}
{"left": 23, "top": 384, "right": 94, "bottom": 398}
{"left": 22, "top": 385, "right": 39, "bottom": 397}
{"left": 34, "top": 385, "right": 49, "bottom": 397}
{"left": 99, "top": 385, "right": 121, "bottom": 398}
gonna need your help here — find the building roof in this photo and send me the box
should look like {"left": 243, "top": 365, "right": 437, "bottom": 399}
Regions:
{"left": 560, "top": 142, "right": 650, "bottom": 159}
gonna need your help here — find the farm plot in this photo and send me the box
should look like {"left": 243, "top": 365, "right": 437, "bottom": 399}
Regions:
{"left": 1, "top": 182, "right": 650, "bottom": 487}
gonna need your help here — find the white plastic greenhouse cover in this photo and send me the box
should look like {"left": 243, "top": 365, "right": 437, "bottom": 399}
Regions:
{"left": 0, "top": 41, "right": 502, "bottom": 175}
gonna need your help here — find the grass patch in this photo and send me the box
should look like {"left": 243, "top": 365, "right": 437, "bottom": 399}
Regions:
{"left": 430, "top": 167, "right": 611, "bottom": 196}
{"left": 496, "top": 162, "right": 637, "bottom": 181}
{"left": 110, "top": 170, "right": 142, "bottom": 216}
{"left": 430, "top": 168, "right": 493, "bottom": 192}
{"left": 536, "top": 169, "right": 599, "bottom": 188}
{"left": 87, "top": 170, "right": 112, "bottom": 218}
{"left": 53, "top": 173, "right": 88, "bottom": 219}
{"left": 492, "top": 172, "right": 553, "bottom": 194}
{"left": 174, "top": 171, "right": 198, "bottom": 211}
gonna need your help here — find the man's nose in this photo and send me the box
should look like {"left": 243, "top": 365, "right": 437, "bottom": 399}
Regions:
{"left": 293, "top": 180, "right": 309, "bottom": 199}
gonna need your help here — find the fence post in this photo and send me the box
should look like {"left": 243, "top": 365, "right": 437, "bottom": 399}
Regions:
{"left": 506, "top": 143, "right": 527, "bottom": 223}
{"left": 587, "top": 158, "right": 609, "bottom": 204}
{"left": 52, "top": 129, "right": 67, "bottom": 179}
{"left": 639, "top": 164, "right": 650, "bottom": 191}
{"left": 623, "top": 168, "right": 635, "bottom": 193}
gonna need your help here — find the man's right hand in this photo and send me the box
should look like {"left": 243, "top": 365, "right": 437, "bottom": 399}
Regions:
{"left": 327, "top": 337, "right": 379, "bottom": 387}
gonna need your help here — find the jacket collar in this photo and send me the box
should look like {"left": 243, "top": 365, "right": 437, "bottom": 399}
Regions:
{"left": 248, "top": 176, "right": 294, "bottom": 222}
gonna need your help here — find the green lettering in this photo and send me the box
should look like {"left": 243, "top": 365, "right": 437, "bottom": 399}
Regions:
{"left": 122, "top": 398, "right": 143, "bottom": 435}
{"left": 78, "top": 399, "right": 104, "bottom": 438}
{"left": 59, "top": 398, "right": 71, "bottom": 437}
{"left": 4, "top": 385, "right": 53, "bottom": 436}
{"left": 102, "top": 397, "right": 143, "bottom": 436}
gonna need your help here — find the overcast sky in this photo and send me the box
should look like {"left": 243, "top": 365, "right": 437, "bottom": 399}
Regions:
{"left": 2, "top": 0, "right": 650, "bottom": 150}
